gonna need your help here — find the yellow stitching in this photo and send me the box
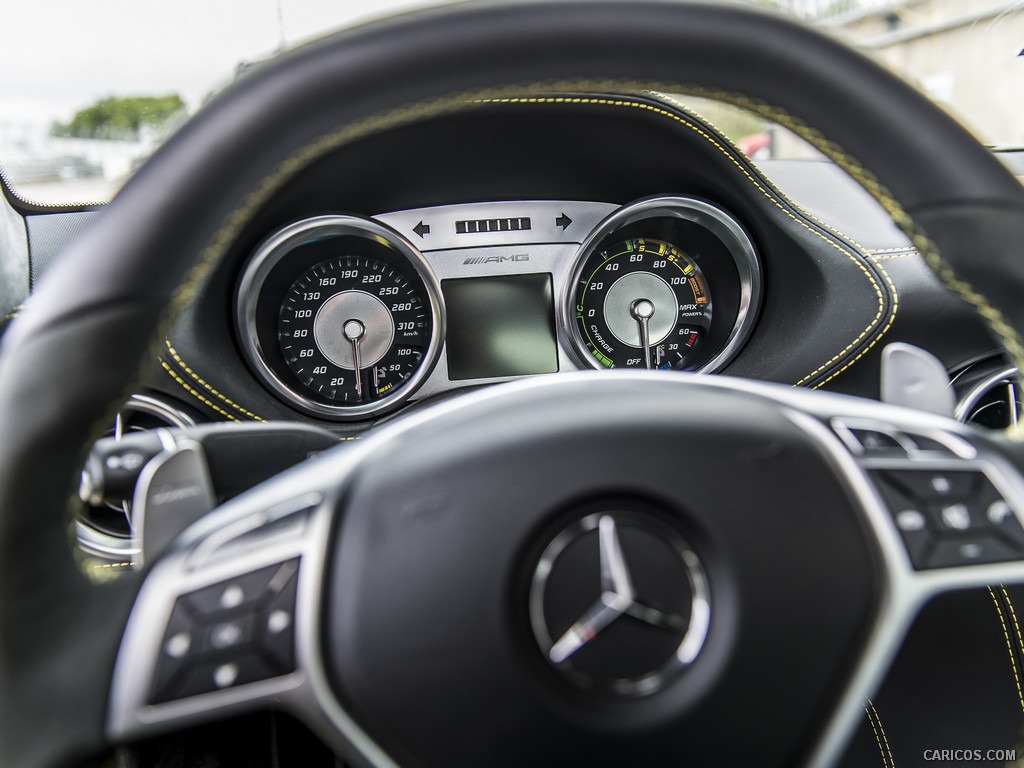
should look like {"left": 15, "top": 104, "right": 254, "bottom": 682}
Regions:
{"left": 152, "top": 77, "right": 1016, "bottom": 403}
{"left": 871, "top": 700, "right": 896, "bottom": 768}
{"left": 653, "top": 93, "right": 890, "bottom": 256}
{"left": 483, "top": 95, "right": 896, "bottom": 388}
{"left": 802, "top": 256, "right": 897, "bottom": 388}
{"left": 164, "top": 340, "right": 264, "bottom": 421}
{"left": 864, "top": 705, "right": 888, "bottom": 767}
{"left": 95, "top": 561, "right": 134, "bottom": 569}
{"left": 139, "top": 86, "right": 897, "bottom": 399}
{"left": 648, "top": 85, "right": 1024, "bottom": 421}
{"left": 160, "top": 360, "right": 239, "bottom": 421}
{"left": 860, "top": 704, "right": 892, "bottom": 768}
{"left": 865, "top": 700, "right": 895, "bottom": 768}
{"left": 1003, "top": 585, "right": 1024, "bottom": 716}
{"left": 868, "top": 247, "right": 917, "bottom": 255}
{"left": 676, "top": 87, "right": 1024, "bottom": 425}
{"left": 1004, "top": 586, "right": 1024, "bottom": 647}
{"left": 989, "top": 585, "right": 1024, "bottom": 714}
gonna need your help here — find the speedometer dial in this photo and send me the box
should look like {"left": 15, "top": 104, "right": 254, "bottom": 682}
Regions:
{"left": 574, "top": 238, "right": 712, "bottom": 369}
{"left": 565, "top": 196, "right": 762, "bottom": 374}
{"left": 279, "top": 256, "right": 429, "bottom": 404}
{"left": 237, "top": 215, "right": 444, "bottom": 420}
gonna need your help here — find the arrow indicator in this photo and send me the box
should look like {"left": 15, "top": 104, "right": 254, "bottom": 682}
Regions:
{"left": 555, "top": 213, "right": 573, "bottom": 231}
{"left": 412, "top": 221, "right": 430, "bottom": 238}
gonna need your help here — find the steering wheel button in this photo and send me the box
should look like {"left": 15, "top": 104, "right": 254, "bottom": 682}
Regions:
{"left": 258, "top": 566, "right": 299, "bottom": 673}
{"left": 939, "top": 503, "right": 972, "bottom": 531}
{"left": 925, "top": 534, "right": 1022, "bottom": 569}
{"left": 219, "top": 586, "right": 245, "bottom": 610}
{"left": 213, "top": 663, "right": 239, "bottom": 688}
{"left": 989, "top": 500, "right": 1013, "bottom": 524}
{"left": 959, "top": 476, "right": 1024, "bottom": 552}
{"left": 203, "top": 615, "right": 256, "bottom": 654}
{"left": 960, "top": 543, "right": 984, "bottom": 559}
{"left": 164, "top": 632, "right": 191, "bottom": 659}
{"left": 169, "top": 654, "right": 283, "bottom": 700}
{"left": 184, "top": 563, "right": 282, "bottom": 617}
{"left": 151, "top": 600, "right": 200, "bottom": 704}
{"left": 267, "top": 609, "right": 292, "bottom": 635}
{"left": 895, "top": 509, "right": 926, "bottom": 532}
{"left": 848, "top": 428, "right": 906, "bottom": 456}
{"left": 878, "top": 469, "right": 977, "bottom": 501}
{"left": 212, "top": 623, "right": 243, "bottom": 648}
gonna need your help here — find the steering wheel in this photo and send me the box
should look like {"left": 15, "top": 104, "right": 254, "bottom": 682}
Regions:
{"left": 5, "top": 2, "right": 1024, "bottom": 766}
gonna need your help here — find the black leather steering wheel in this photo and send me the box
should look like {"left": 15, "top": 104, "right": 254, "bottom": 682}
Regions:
{"left": 4, "top": 2, "right": 1024, "bottom": 766}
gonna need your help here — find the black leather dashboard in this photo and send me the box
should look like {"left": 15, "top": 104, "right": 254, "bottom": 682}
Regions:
{"left": 3, "top": 92, "right": 1009, "bottom": 434}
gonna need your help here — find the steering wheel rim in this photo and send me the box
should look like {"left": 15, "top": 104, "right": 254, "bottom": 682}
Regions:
{"left": 4, "top": 2, "right": 1024, "bottom": 766}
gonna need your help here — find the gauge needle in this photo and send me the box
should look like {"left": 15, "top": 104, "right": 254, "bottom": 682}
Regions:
{"left": 343, "top": 319, "right": 366, "bottom": 398}
{"left": 630, "top": 299, "right": 656, "bottom": 369}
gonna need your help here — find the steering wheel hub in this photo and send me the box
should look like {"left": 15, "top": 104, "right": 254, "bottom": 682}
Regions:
{"left": 528, "top": 508, "right": 710, "bottom": 696}
{"left": 319, "top": 376, "right": 879, "bottom": 766}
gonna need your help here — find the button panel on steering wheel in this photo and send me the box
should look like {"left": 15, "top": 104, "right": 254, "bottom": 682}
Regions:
{"left": 834, "top": 419, "right": 1024, "bottom": 570}
{"left": 151, "top": 559, "right": 300, "bottom": 704}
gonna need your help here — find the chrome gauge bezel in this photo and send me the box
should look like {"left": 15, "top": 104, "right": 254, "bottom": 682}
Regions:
{"left": 236, "top": 215, "right": 445, "bottom": 421}
{"left": 561, "top": 196, "right": 762, "bottom": 374}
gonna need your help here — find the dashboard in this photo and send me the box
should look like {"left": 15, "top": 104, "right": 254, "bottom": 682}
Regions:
{"left": 1, "top": 91, "right": 1017, "bottom": 555}
{"left": 107, "top": 91, "right": 996, "bottom": 438}
{"left": 235, "top": 196, "right": 760, "bottom": 420}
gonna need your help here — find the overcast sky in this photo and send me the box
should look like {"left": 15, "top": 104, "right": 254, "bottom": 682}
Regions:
{"left": 1, "top": 0, "right": 441, "bottom": 125}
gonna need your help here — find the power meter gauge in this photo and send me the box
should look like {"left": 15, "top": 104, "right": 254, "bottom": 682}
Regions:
{"left": 564, "top": 196, "right": 761, "bottom": 374}
{"left": 573, "top": 237, "right": 712, "bottom": 370}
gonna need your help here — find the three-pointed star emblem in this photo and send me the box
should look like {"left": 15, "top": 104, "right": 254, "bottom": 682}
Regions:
{"left": 548, "top": 515, "right": 691, "bottom": 663}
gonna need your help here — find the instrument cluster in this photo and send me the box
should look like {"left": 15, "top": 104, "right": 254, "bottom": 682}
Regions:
{"left": 236, "top": 196, "right": 762, "bottom": 420}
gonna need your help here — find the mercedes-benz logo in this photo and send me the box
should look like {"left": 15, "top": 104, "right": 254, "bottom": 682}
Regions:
{"left": 529, "top": 512, "right": 710, "bottom": 695}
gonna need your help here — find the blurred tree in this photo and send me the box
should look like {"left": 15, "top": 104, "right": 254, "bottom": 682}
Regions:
{"left": 51, "top": 94, "right": 185, "bottom": 141}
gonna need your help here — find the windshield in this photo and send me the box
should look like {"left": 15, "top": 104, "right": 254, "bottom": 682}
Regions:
{"left": 1, "top": 0, "right": 1019, "bottom": 205}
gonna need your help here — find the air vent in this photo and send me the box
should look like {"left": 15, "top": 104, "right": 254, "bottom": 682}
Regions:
{"left": 76, "top": 394, "right": 196, "bottom": 561}
{"left": 953, "top": 360, "right": 1022, "bottom": 430}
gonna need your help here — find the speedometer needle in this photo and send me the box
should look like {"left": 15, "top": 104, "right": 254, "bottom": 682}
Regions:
{"left": 630, "top": 299, "right": 656, "bottom": 369}
{"left": 343, "top": 319, "right": 366, "bottom": 398}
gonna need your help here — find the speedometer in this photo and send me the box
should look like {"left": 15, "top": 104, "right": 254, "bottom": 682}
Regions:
{"left": 564, "top": 196, "right": 761, "bottom": 374}
{"left": 237, "top": 215, "right": 444, "bottom": 420}
{"left": 279, "top": 256, "right": 428, "bottom": 403}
